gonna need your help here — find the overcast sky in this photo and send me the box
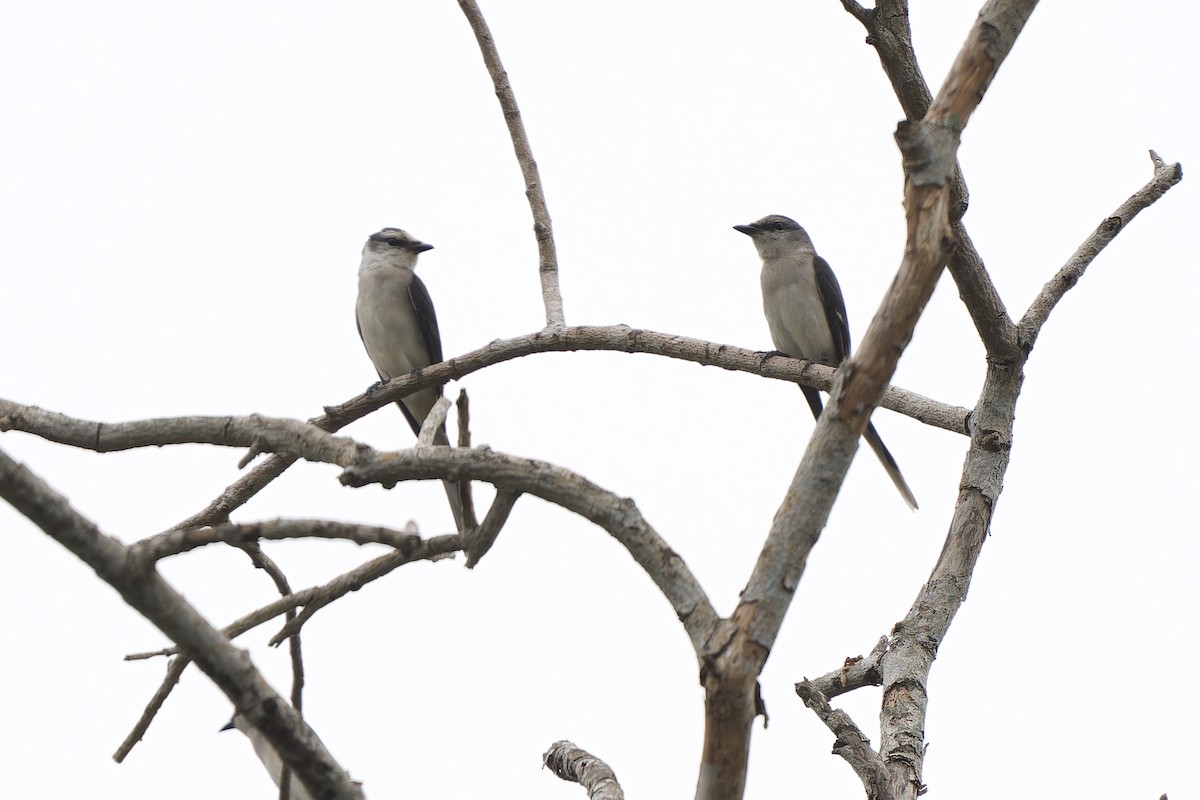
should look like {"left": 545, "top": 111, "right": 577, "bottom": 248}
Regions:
{"left": 2, "top": 2, "right": 1197, "bottom": 799}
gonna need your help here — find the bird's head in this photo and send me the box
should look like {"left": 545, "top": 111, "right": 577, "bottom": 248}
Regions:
{"left": 361, "top": 228, "right": 434, "bottom": 271}
{"left": 733, "top": 214, "right": 814, "bottom": 261}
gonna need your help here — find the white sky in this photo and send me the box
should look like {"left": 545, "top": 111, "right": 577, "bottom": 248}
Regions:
{"left": 2, "top": 2, "right": 1197, "bottom": 799}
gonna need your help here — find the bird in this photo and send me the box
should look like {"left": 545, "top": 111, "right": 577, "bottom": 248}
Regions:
{"left": 734, "top": 214, "right": 918, "bottom": 510}
{"left": 356, "top": 227, "right": 466, "bottom": 531}
{"left": 221, "top": 713, "right": 316, "bottom": 800}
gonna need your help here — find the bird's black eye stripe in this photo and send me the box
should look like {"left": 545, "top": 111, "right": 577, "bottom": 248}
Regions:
{"left": 385, "top": 237, "right": 402, "bottom": 247}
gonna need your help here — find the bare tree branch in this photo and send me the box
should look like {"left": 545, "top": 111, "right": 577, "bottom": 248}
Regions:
{"left": 457, "top": 0, "right": 565, "bottom": 328}
{"left": 234, "top": 543, "right": 303, "bottom": 800}
{"left": 134, "top": 519, "right": 426, "bottom": 562}
{"left": 841, "top": 0, "right": 1017, "bottom": 358}
{"left": 0, "top": 328, "right": 970, "bottom": 449}
{"left": 463, "top": 488, "right": 521, "bottom": 568}
{"left": 0, "top": 448, "right": 362, "bottom": 800}
{"left": 697, "top": 5, "right": 1039, "bottom": 798}
{"left": 340, "top": 446, "right": 720, "bottom": 655}
{"left": 872, "top": 148, "right": 1184, "bottom": 797}
{"left": 267, "top": 530, "right": 462, "bottom": 646}
{"left": 113, "top": 655, "right": 189, "bottom": 762}
{"left": 543, "top": 741, "right": 624, "bottom": 800}
{"left": 1019, "top": 150, "right": 1183, "bottom": 343}
{"left": 455, "top": 390, "right": 479, "bottom": 530}
{"left": 803, "top": 636, "right": 889, "bottom": 701}
{"left": 794, "top": 681, "right": 897, "bottom": 799}
{"left": 127, "top": 526, "right": 459, "bottom": 662}
{"left": 416, "top": 396, "right": 453, "bottom": 447}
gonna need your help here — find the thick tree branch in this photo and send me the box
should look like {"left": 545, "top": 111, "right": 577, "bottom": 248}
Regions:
{"left": 0, "top": 448, "right": 362, "bottom": 800}
{"left": 867, "top": 150, "right": 1182, "bottom": 796}
{"left": 543, "top": 741, "right": 624, "bottom": 800}
{"left": 457, "top": 0, "right": 564, "bottom": 328}
{"left": 841, "top": 0, "right": 1017, "bottom": 358}
{"left": 1019, "top": 151, "right": 1183, "bottom": 346}
{"left": 696, "top": 5, "right": 1038, "bottom": 798}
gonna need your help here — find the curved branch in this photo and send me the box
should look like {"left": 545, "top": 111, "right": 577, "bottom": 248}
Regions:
{"left": 0, "top": 328, "right": 970, "bottom": 453}
{"left": 457, "top": 0, "right": 565, "bottom": 328}
{"left": 340, "top": 446, "right": 720, "bottom": 655}
{"left": 543, "top": 741, "right": 624, "bottom": 800}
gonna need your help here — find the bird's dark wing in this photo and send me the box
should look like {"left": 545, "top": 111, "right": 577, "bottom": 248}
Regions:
{"left": 408, "top": 274, "right": 443, "bottom": 365}
{"left": 813, "top": 254, "right": 851, "bottom": 362}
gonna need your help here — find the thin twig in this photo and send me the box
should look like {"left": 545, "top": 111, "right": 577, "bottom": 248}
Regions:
{"left": 464, "top": 488, "right": 521, "bottom": 568}
{"left": 235, "top": 544, "right": 302, "bottom": 800}
{"left": 803, "top": 636, "right": 888, "bottom": 700}
{"left": 130, "top": 529, "right": 461, "bottom": 660}
{"left": 268, "top": 531, "right": 462, "bottom": 646}
{"left": 457, "top": 0, "right": 565, "bottom": 328}
{"left": 113, "top": 655, "right": 189, "bottom": 762}
{"left": 1019, "top": 151, "right": 1183, "bottom": 342}
{"left": 455, "top": 390, "right": 478, "bottom": 530}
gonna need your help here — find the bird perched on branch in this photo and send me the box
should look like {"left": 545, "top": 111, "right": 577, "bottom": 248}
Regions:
{"left": 355, "top": 227, "right": 466, "bottom": 530}
{"left": 734, "top": 214, "right": 917, "bottom": 510}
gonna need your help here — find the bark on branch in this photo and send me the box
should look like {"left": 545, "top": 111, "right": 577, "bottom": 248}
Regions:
{"left": 0, "top": 448, "right": 362, "bottom": 800}
{"left": 543, "top": 741, "right": 624, "bottom": 800}
{"left": 457, "top": 0, "right": 565, "bottom": 328}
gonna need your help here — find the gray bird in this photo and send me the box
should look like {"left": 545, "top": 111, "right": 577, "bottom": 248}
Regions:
{"left": 735, "top": 214, "right": 918, "bottom": 510}
{"left": 221, "top": 713, "right": 316, "bottom": 800}
{"left": 356, "top": 227, "right": 466, "bottom": 530}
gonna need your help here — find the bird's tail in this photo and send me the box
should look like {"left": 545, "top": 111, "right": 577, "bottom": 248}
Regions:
{"left": 802, "top": 385, "right": 917, "bottom": 510}
{"left": 433, "top": 423, "right": 468, "bottom": 532}
{"left": 863, "top": 421, "right": 919, "bottom": 511}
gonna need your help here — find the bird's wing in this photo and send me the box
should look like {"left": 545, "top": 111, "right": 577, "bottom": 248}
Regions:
{"left": 408, "top": 273, "right": 444, "bottom": 365}
{"left": 813, "top": 254, "right": 851, "bottom": 362}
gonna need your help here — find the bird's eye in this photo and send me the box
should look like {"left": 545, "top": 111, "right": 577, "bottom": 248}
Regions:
{"left": 385, "top": 237, "right": 402, "bottom": 247}
{"left": 773, "top": 221, "right": 785, "bottom": 231}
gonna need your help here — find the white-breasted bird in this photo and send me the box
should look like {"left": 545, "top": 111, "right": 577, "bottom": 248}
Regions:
{"left": 735, "top": 214, "right": 918, "bottom": 510}
{"left": 356, "top": 227, "right": 466, "bottom": 530}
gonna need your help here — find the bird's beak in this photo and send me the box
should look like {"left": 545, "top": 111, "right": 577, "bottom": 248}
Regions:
{"left": 733, "top": 224, "right": 759, "bottom": 236}
{"left": 220, "top": 717, "right": 236, "bottom": 732}
{"left": 410, "top": 242, "right": 434, "bottom": 253}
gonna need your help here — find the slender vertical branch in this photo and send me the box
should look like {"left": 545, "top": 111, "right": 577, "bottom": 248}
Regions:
{"left": 457, "top": 0, "right": 565, "bottom": 328}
